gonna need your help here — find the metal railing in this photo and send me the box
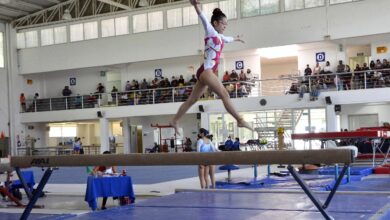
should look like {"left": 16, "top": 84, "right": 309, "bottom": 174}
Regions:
{"left": 20, "top": 68, "right": 390, "bottom": 113}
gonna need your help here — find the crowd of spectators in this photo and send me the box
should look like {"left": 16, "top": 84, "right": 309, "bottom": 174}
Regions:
{"left": 222, "top": 68, "right": 255, "bottom": 98}
{"left": 287, "top": 58, "right": 390, "bottom": 100}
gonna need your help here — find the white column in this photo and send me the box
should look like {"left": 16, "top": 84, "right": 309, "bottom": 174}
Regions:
{"left": 122, "top": 118, "right": 131, "bottom": 154}
{"left": 200, "top": 113, "right": 209, "bottom": 130}
{"left": 99, "top": 118, "right": 110, "bottom": 153}
{"left": 326, "top": 105, "right": 338, "bottom": 132}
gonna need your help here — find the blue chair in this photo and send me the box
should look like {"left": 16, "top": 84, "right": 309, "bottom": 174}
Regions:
{"left": 219, "top": 165, "right": 239, "bottom": 183}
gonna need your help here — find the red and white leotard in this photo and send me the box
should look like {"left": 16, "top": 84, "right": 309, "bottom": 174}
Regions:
{"left": 196, "top": 12, "right": 234, "bottom": 79}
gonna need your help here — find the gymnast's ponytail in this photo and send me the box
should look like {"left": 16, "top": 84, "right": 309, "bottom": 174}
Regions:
{"left": 211, "top": 8, "right": 226, "bottom": 26}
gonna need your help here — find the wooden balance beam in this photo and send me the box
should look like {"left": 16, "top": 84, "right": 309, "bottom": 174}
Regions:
{"left": 10, "top": 149, "right": 353, "bottom": 168}
{"left": 10, "top": 149, "right": 354, "bottom": 220}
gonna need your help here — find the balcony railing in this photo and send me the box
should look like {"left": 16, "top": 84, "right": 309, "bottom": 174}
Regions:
{"left": 20, "top": 68, "right": 390, "bottom": 113}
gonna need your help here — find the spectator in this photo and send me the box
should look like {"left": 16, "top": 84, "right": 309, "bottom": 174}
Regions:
{"left": 178, "top": 75, "right": 185, "bottom": 85}
{"left": 73, "top": 137, "right": 82, "bottom": 154}
{"left": 313, "top": 62, "right": 321, "bottom": 76}
{"left": 125, "top": 81, "right": 131, "bottom": 91}
{"left": 304, "top": 64, "right": 312, "bottom": 77}
{"left": 232, "top": 138, "right": 240, "bottom": 151}
{"left": 230, "top": 70, "right": 238, "bottom": 81}
{"left": 246, "top": 69, "right": 253, "bottom": 81}
{"left": 111, "top": 86, "right": 118, "bottom": 101}
{"left": 375, "top": 59, "right": 382, "bottom": 69}
{"left": 171, "top": 76, "right": 178, "bottom": 87}
{"left": 189, "top": 74, "right": 197, "bottom": 84}
{"left": 33, "top": 93, "right": 39, "bottom": 100}
{"left": 140, "top": 79, "right": 149, "bottom": 90}
{"left": 323, "top": 61, "right": 332, "bottom": 74}
{"left": 369, "top": 60, "right": 375, "bottom": 69}
{"left": 20, "top": 93, "right": 26, "bottom": 112}
{"left": 96, "top": 83, "right": 105, "bottom": 93}
{"left": 222, "top": 71, "right": 230, "bottom": 82}
{"left": 336, "top": 60, "right": 345, "bottom": 73}
{"left": 224, "top": 136, "right": 233, "bottom": 151}
{"left": 239, "top": 70, "right": 247, "bottom": 81}
{"left": 62, "top": 86, "right": 72, "bottom": 96}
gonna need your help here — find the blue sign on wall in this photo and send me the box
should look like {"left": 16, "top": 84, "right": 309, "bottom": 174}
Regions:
{"left": 316, "top": 52, "right": 326, "bottom": 62}
{"left": 155, "top": 69, "right": 162, "bottom": 78}
{"left": 235, "top": 61, "right": 244, "bottom": 70}
{"left": 70, "top": 77, "right": 76, "bottom": 86}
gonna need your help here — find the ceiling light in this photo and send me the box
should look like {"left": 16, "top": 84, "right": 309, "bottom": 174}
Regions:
{"left": 256, "top": 45, "right": 298, "bottom": 59}
{"left": 62, "top": 9, "right": 72, "bottom": 20}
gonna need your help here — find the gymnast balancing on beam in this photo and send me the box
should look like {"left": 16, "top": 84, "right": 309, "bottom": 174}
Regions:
{"left": 170, "top": 0, "right": 253, "bottom": 134}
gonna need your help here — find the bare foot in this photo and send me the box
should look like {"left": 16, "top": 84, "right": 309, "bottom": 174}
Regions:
{"left": 238, "top": 120, "right": 253, "bottom": 131}
{"left": 170, "top": 122, "right": 181, "bottom": 136}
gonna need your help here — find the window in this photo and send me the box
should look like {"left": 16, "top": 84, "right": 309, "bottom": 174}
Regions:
{"left": 70, "top": 24, "right": 84, "bottom": 42}
{"left": 260, "top": 0, "right": 280, "bottom": 15}
{"left": 133, "top": 14, "right": 147, "bottom": 33}
{"left": 167, "top": 8, "right": 182, "bottom": 28}
{"left": 84, "top": 21, "right": 98, "bottom": 40}
{"left": 148, "top": 11, "right": 163, "bottom": 31}
{"left": 183, "top": 6, "right": 198, "bottom": 26}
{"left": 25, "top": 31, "right": 38, "bottom": 48}
{"left": 17, "top": 32, "right": 26, "bottom": 49}
{"left": 115, "top": 16, "right": 129, "bottom": 35}
{"left": 285, "top": 0, "right": 304, "bottom": 11}
{"left": 241, "top": 0, "right": 259, "bottom": 17}
{"left": 101, "top": 18, "right": 115, "bottom": 37}
{"left": 49, "top": 126, "right": 77, "bottom": 137}
{"left": 41, "top": 28, "right": 54, "bottom": 46}
{"left": 305, "top": 0, "right": 325, "bottom": 8}
{"left": 330, "top": 0, "right": 353, "bottom": 4}
{"left": 0, "top": 32, "right": 3, "bottom": 68}
{"left": 54, "top": 26, "right": 67, "bottom": 44}
{"left": 219, "top": 0, "right": 237, "bottom": 19}
{"left": 202, "top": 2, "right": 219, "bottom": 21}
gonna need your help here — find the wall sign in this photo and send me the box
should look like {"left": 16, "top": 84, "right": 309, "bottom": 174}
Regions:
{"left": 155, "top": 69, "right": 162, "bottom": 78}
{"left": 316, "top": 52, "right": 325, "bottom": 62}
{"left": 235, "top": 61, "right": 244, "bottom": 70}
{"left": 70, "top": 77, "right": 76, "bottom": 86}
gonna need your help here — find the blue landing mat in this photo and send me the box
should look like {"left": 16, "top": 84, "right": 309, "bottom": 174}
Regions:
{"left": 41, "top": 191, "right": 390, "bottom": 220}
{"left": 0, "top": 213, "right": 62, "bottom": 220}
{"left": 216, "top": 174, "right": 363, "bottom": 191}
{"left": 338, "top": 177, "right": 390, "bottom": 191}
{"left": 318, "top": 166, "right": 373, "bottom": 176}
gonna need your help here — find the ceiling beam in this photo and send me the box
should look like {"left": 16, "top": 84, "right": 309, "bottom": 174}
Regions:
{"left": 97, "top": 0, "right": 131, "bottom": 10}
{"left": 46, "top": 0, "right": 61, "bottom": 3}
{"left": 0, "top": 6, "right": 29, "bottom": 16}
{"left": 0, "top": 14, "right": 13, "bottom": 21}
{"left": 14, "top": 0, "right": 44, "bottom": 10}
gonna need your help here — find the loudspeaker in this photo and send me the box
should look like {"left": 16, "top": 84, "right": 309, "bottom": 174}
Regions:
{"left": 198, "top": 105, "right": 204, "bottom": 112}
{"left": 335, "top": 105, "right": 341, "bottom": 112}
{"left": 259, "top": 99, "right": 267, "bottom": 106}
{"left": 196, "top": 113, "right": 201, "bottom": 119}
{"left": 325, "top": 96, "right": 332, "bottom": 105}
{"left": 97, "top": 111, "right": 103, "bottom": 118}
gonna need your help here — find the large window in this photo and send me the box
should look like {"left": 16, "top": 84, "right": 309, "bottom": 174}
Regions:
{"left": 260, "top": 0, "right": 280, "bottom": 15}
{"left": 84, "top": 21, "right": 98, "bottom": 40}
{"left": 49, "top": 126, "right": 77, "bottom": 138}
{"left": 202, "top": 2, "right": 219, "bottom": 21}
{"left": 70, "top": 23, "right": 84, "bottom": 42}
{"left": 330, "top": 0, "right": 354, "bottom": 4}
{"left": 148, "top": 11, "right": 163, "bottom": 31}
{"left": 167, "top": 8, "right": 183, "bottom": 28}
{"left": 219, "top": 0, "right": 237, "bottom": 19}
{"left": 41, "top": 28, "right": 54, "bottom": 46}
{"left": 115, "top": 16, "right": 129, "bottom": 35}
{"left": 285, "top": 0, "right": 304, "bottom": 11}
{"left": 183, "top": 6, "right": 198, "bottom": 26}
{"left": 305, "top": 0, "right": 325, "bottom": 8}
{"left": 0, "top": 32, "right": 3, "bottom": 68}
{"left": 16, "top": 32, "right": 26, "bottom": 49}
{"left": 54, "top": 26, "right": 67, "bottom": 44}
{"left": 241, "top": 0, "right": 260, "bottom": 17}
{"left": 25, "top": 31, "right": 38, "bottom": 48}
{"left": 133, "top": 14, "right": 148, "bottom": 33}
{"left": 101, "top": 18, "right": 115, "bottom": 37}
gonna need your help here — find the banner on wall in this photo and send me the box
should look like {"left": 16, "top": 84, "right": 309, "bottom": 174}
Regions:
{"left": 235, "top": 61, "right": 244, "bottom": 70}
{"left": 155, "top": 69, "right": 162, "bottom": 78}
{"left": 316, "top": 52, "right": 326, "bottom": 62}
{"left": 377, "top": 46, "right": 388, "bottom": 54}
{"left": 70, "top": 77, "right": 76, "bottom": 86}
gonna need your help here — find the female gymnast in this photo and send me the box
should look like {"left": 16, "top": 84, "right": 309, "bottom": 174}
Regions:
{"left": 171, "top": 0, "right": 252, "bottom": 133}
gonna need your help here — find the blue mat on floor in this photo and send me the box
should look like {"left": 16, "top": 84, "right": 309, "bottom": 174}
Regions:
{"left": 338, "top": 177, "right": 390, "bottom": 191}
{"left": 0, "top": 213, "right": 63, "bottom": 220}
{"left": 318, "top": 166, "right": 373, "bottom": 176}
{"left": 216, "top": 174, "right": 364, "bottom": 191}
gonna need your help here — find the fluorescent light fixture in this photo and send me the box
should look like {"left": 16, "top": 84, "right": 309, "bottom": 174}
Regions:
{"left": 256, "top": 45, "right": 298, "bottom": 59}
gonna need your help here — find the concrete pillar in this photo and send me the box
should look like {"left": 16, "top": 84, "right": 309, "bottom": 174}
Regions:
{"left": 99, "top": 118, "right": 110, "bottom": 153}
{"left": 122, "top": 118, "right": 131, "bottom": 154}
{"left": 200, "top": 113, "right": 209, "bottom": 130}
{"left": 326, "top": 105, "right": 338, "bottom": 132}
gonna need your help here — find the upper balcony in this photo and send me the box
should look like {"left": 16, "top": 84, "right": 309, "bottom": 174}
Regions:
{"left": 19, "top": 68, "right": 390, "bottom": 123}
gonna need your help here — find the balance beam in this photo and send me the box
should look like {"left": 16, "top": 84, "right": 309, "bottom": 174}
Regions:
{"left": 10, "top": 149, "right": 353, "bottom": 168}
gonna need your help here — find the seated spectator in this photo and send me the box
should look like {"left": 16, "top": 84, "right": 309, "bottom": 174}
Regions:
{"left": 313, "top": 62, "right": 321, "bottom": 76}
{"left": 96, "top": 83, "right": 105, "bottom": 93}
{"left": 369, "top": 60, "right": 375, "bottom": 69}
{"left": 230, "top": 70, "right": 238, "bottom": 81}
{"left": 246, "top": 69, "right": 253, "bottom": 81}
{"left": 287, "top": 83, "right": 299, "bottom": 94}
{"left": 232, "top": 138, "right": 240, "bottom": 151}
{"left": 20, "top": 93, "right": 26, "bottom": 112}
{"left": 224, "top": 136, "right": 233, "bottom": 151}
{"left": 304, "top": 64, "right": 312, "bottom": 77}
{"left": 189, "top": 74, "right": 197, "bottom": 84}
{"left": 336, "top": 60, "right": 345, "bottom": 73}
{"left": 323, "top": 61, "right": 332, "bottom": 74}
{"left": 178, "top": 75, "right": 185, "bottom": 85}
{"left": 222, "top": 71, "right": 230, "bottom": 82}
{"left": 62, "top": 86, "right": 72, "bottom": 96}
{"left": 375, "top": 59, "right": 382, "bottom": 70}
{"left": 239, "top": 70, "right": 247, "bottom": 81}
{"left": 125, "top": 81, "right": 131, "bottom": 91}
{"left": 140, "top": 79, "right": 149, "bottom": 90}
{"left": 171, "top": 76, "right": 178, "bottom": 87}
{"left": 87, "top": 93, "right": 96, "bottom": 106}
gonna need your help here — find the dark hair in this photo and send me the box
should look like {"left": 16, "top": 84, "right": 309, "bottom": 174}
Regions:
{"left": 206, "top": 134, "right": 213, "bottom": 141}
{"left": 199, "top": 128, "right": 209, "bottom": 136}
{"left": 211, "top": 8, "right": 226, "bottom": 26}
{"left": 103, "top": 151, "right": 111, "bottom": 154}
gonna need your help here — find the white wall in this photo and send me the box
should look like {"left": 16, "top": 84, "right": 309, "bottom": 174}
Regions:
{"left": 339, "top": 104, "right": 390, "bottom": 130}
{"left": 17, "top": 0, "right": 390, "bottom": 74}
{"left": 223, "top": 53, "right": 261, "bottom": 80}
{"left": 0, "top": 22, "right": 8, "bottom": 137}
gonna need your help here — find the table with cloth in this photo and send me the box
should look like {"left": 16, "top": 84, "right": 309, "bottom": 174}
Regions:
{"left": 85, "top": 175, "right": 135, "bottom": 210}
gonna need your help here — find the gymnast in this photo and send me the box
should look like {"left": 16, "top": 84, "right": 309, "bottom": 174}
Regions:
{"left": 197, "top": 128, "right": 217, "bottom": 189}
{"left": 170, "top": 0, "right": 252, "bottom": 134}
